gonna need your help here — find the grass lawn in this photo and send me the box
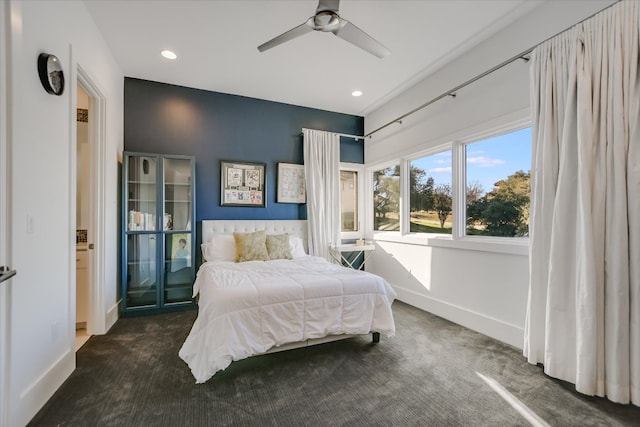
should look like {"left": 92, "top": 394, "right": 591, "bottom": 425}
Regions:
{"left": 409, "top": 222, "right": 451, "bottom": 234}
{"left": 378, "top": 210, "right": 517, "bottom": 236}
{"left": 410, "top": 211, "right": 451, "bottom": 234}
{"left": 376, "top": 211, "right": 456, "bottom": 233}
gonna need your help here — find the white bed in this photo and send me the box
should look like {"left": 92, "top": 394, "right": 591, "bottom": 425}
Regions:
{"left": 178, "top": 220, "right": 397, "bottom": 383}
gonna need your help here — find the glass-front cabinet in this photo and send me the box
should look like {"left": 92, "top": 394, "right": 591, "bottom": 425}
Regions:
{"left": 122, "top": 152, "right": 195, "bottom": 315}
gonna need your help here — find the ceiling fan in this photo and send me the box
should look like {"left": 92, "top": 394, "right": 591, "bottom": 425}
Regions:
{"left": 257, "top": 0, "right": 391, "bottom": 58}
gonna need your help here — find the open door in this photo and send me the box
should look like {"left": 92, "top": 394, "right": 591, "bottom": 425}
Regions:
{"left": 75, "top": 83, "right": 92, "bottom": 349}
{"left": 76, "top": 67, "right": 107, "bottom": 337}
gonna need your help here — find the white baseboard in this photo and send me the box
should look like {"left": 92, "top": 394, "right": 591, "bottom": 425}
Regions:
{"left": 393, "top": 285, "right": 524, "bottom": 349}
{"left": 105, "top": 300, "right": 120, "bottom": 333}
{"left": 12, "top": 349, "right": 74, "bottom": 427}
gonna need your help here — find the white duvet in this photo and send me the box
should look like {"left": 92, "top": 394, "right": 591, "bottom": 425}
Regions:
{"left": 178, "top": 256, "right": 397, "bottom": 383}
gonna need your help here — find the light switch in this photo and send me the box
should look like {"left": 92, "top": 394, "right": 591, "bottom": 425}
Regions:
{"left": 27, "top": 214, "right": 34, "bottom": 233}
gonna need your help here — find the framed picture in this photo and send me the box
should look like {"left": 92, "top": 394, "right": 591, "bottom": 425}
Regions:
{"left": 277, "top": 163, "right": 306, "bottom": 203}
{"left": 221, "top": 160, "right": 266, "bottom": 207}
{"left": 169, "top": 233, "right": 191, "bottom": 272}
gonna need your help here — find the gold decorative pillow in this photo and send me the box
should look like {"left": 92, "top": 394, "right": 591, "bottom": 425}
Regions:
{"left": 266, "top": 234, "right": 292, "bottom": 260}
{"left": 233, "top": 230, "right": 269, "bottom": 262}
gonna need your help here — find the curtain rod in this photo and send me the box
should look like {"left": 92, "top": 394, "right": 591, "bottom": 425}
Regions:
{"left": 301, "top": 127, "right": 364, "bottom": 141}
{"left": 364, "top": 1, "right": 617, "bottom": 139}
{"left": 363, "top": 47, "right": 533, "bottom": 138}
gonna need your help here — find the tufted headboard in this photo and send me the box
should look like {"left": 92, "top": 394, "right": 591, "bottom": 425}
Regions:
{"left": 201, "top": 220, "right": 308, "bottom": 252}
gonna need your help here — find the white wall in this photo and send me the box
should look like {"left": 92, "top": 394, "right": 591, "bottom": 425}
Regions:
{"left": 4, "top": 1, "right": 123, "bottom": 425}
{"left": 365, "top": 0, "right": 617, "bottom": 141}
{"left": 364, "top": 0, "right": 616, "bottom": 348}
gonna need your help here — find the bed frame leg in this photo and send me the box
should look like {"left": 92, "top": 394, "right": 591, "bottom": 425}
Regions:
{"left": 372, "top": 332, "right": 380, "bottom": 343}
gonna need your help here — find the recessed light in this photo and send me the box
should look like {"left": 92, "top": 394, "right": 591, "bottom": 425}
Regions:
{"left": 352, "top": 90, "right": 363, "bottom": 97}
{"left": 161, "top": 50, "right": 177, "bottom": 60}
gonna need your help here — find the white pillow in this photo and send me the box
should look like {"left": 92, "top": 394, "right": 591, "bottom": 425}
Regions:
{"left": 201, "top": 234, "right": 236, "bottom": 262}
{"left": 289, "top": 235, "right": 308, "bottom": 258}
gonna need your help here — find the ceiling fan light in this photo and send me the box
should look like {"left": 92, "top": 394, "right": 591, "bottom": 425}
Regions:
{"left": 161, "top": 50, "right": 177, "bottom": 60}
{"left": 352, "top": 90, "right": 363, "bottom": 97}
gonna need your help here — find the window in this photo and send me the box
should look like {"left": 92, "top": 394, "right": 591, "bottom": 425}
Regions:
{"left": 373, "top": 165, "right": 400, "bottom": 231}
{"left": 367, "top": 124, "right": 531, "bottom": 249}
{"left": 340, "top": 163, "right": 364, "bottom": 237}
{"left": 409, "top": 150, "right": 452, "bottom": 234}
{"left": 340, "top": 170, "right": 358, "bottom": 232}
{"left": 465, "top": 127, "right": 531, "bottom": 237}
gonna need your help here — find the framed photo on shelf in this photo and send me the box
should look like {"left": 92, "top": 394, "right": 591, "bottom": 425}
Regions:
{"left": 220, "top": 160, "right": 266, "bottom": 207}
{"left": 169, "top": 233, "right": 191, "bottom": 272}
{"left": 277, "top": 163, "right": 306, "bottom": 203}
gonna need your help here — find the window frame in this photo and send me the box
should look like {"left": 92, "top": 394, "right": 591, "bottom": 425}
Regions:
{"left": 365, "top": 119, "right": 531, "bottom": 255}
{"left": 367, "top": 159, "right": 402, "bottom": 236}
{"left": 405, "top": 143, "right": 453, "bottom": 236}
{"left": 339, "top": 162, "right": 365, "bottom": 240}
{"left": 456, "top": 123, "right": 531, "bottom": 242}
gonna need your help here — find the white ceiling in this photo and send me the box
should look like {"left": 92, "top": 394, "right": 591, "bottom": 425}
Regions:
{"left": 84, "top": 0, "right": 542, "bottom": 116}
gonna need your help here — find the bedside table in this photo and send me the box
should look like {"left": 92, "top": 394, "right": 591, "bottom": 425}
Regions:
{"left": 329, "top": 243, "right": 375, "bottom": 270}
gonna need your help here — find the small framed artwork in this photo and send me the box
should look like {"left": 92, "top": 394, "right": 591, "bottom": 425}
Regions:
{"left": 277, "top": 163, "right": 306, "bottom": 203}
{"left": 169, "top": 233, "right": 191, "bottom": 272}
{"left": 221, "top": 160, "right": 266, "bottom": 207}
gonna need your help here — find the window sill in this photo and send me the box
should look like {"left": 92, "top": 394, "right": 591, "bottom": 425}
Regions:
{"left": 371, "top": 232, "right": 529, "bottom": 256}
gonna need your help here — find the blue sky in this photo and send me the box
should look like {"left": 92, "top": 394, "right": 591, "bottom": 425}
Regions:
{"left": 411, "top": 127, "right": 532, "bottom": 195}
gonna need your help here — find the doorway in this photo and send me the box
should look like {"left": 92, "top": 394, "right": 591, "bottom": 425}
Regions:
{"left": 75, "top": 83, "right": 92, "bottom": 350}
{"left": 74, "top": 65, "right": 108, "bottom": 347}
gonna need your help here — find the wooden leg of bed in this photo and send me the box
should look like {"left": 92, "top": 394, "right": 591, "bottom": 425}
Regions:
{"left": 372, "top": 332, "right": 380, "bottom": 343}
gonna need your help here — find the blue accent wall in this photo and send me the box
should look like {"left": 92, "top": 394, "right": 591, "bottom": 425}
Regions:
{"left": 124, "top": 78, "right": 364, "bottom": 222}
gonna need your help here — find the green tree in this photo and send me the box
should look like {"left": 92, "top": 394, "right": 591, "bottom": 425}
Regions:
{"left": 467, "top": 170, "right": 530, "bottom": 237}
{"left": 467, "top": 197, "right": 523, "bottom": 236}
{"left": 466, "top": 180, "right": 484, "bottom": 205}
{"left": 373, "top": 166, "right": 400, "bottom": 230}
{"left": 410, "top": 167, "right": 435, "bottom": 212}
{"left": 490, "top": 170, "right": 530, "bottom": 233}
{"left": 433, "top": 184, "right": 452, "bottom": 228}
{"left": 423, "top": 176, "right": 435, "bottom": 212}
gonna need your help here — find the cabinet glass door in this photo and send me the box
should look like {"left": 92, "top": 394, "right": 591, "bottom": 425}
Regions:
{"left": 163, "top": 158, "right": 192, "bottom": 231}
{"left": 164, "top": 234, "right": 193, "bottom": 304}
{"left": 127, "top": 156, "right": 158, "bottom": 231}
{"left": 122, "top": 152, "right": 195, "bottom": 314}
{"left": 126, "top": 234, "right": 158, "bottom": 307}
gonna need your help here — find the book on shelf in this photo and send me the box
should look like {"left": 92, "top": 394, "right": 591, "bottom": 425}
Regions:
{"left": 128, "top": 210, "right": 156, "bottom": 231}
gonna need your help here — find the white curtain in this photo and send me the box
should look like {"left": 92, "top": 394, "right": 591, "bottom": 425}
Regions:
{"left": 303, "top": 129, "right": 340, "bottom": 260}
{"left": 524, "top": 0, "right": 640, "bottom": 406}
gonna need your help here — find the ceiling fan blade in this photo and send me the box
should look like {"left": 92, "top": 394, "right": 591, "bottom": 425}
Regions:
{"left": 332, "top": 20, "right": 391, "bottom": 58}
{"left": 258, "top": 18, "right": 314, "bottom": 52}
{"left": 316, "top": 0, "right": 339, "bottom": 14}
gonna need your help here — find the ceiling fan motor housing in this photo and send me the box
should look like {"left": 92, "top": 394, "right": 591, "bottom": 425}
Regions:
{"left": 314, "top": 11, "right": 340, "bottom": 31}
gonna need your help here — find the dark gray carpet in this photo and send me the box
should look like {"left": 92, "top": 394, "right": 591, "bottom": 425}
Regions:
{"left": 29, "top": 302, "right": 640, "bottom": 426}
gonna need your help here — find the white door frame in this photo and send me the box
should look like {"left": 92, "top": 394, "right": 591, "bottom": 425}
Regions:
{"left": 0, "top": 1, "right": 11, "bottom": 424}
{"left": 76, "top": 66, "right": 107, "bottom": 335}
